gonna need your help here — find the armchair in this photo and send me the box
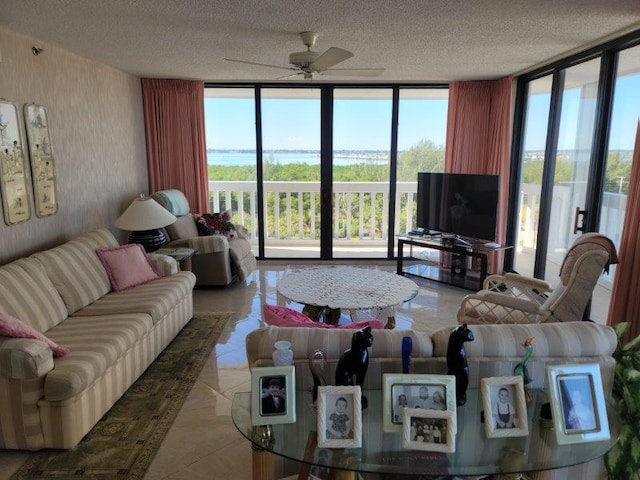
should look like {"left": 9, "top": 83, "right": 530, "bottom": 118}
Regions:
{"left": 457, "top": 233, "right": 618, "bottom": 324}
{"left": 150, "top": 189, "right": 256, "bottom": 286}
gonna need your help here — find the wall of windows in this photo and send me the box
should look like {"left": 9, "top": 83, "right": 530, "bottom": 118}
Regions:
{"left": 204, "top": 85, "right": 448, "bottom": 259}
{"left": 509, "top": 32, "right": 640, "bottom": 322}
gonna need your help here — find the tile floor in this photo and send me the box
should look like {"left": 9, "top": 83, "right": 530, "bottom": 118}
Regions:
{"left": 0, "top": 262, "right": 468, "bottom": 480}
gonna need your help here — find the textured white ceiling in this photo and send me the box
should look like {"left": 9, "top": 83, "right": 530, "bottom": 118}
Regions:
{"left": 2, "top": 0, "right": 640, "bottom": 82}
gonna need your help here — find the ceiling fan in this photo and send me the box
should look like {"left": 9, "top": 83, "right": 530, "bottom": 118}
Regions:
{"left": 224, "top": 31, "right": 385, "bottom": 79}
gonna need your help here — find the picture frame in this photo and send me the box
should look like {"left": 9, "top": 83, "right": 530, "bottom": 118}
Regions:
{"left": 251, "top": 365, "right": 296, "bottom": 426}
{"left": 317, "top": 385, "right": 362, "bottom": 448}
{"left": 382, "top": 373, "right": 456, "bottom": 432}
{"left": 23, "top": 103, "right": 58, "bottom": 217}
{"left": 481, "top": 376, "right": 529, "bottom": 438}
{"left": 401, "top": 407, "right": 456, "bottom": 453}
{"left": 0, "top": 99, "right": 32, "bottom": 225}
{"left": 546, "top": 363, "right": 610, "bottom": 444}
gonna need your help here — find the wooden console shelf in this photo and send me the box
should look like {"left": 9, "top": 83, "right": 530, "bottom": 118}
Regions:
{"left": 396, "top": 235, "right": 512, "bottom": 291}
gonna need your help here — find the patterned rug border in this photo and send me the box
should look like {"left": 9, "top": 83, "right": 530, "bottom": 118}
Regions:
{"left": 12, "top": 312, "right": 232, "bottom": 480}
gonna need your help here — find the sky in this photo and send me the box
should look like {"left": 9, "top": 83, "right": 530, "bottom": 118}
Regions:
{"left": 204, "top": 74, "right": 639, "bottom": 152}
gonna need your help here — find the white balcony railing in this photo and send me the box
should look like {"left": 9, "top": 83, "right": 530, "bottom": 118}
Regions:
{"left": 209, "top": 180, "right": 623, "bottom": 265}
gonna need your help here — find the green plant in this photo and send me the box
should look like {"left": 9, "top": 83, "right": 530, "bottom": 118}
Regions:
{"left": 604, "top": 322, "right": 640, "bottom": 480}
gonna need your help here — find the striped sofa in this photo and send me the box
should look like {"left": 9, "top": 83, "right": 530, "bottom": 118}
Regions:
{"left": 247, "top": 322, "right": 617, "bottom": 479}
{"left": 0, "top": 228, "right": 196, "bottom": 450}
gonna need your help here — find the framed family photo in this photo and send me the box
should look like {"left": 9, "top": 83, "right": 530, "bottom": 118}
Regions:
{"left": 547, "top": 364, "right": 610, "bottom": 444}
{"left": 382, "top": 374, "right": 456, "bottom": 432}
{"left": 481, "top": 376, "right": 529, "bottom": 438}
{"left": 251, "top": 366, "right": 296, "bottom": 426}
{"left": 401, "top": 408, "right": 456, "bottom": 453}
{"left": 317, "top": 385, "right": 362, "bottom": 448}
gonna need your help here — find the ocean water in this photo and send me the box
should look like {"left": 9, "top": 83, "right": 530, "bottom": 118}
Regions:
{"left": 207, "top": 151, "right": 387, "bottom": 166}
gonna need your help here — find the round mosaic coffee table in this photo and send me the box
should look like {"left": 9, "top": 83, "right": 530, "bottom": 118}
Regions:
{"left": 276, "top": 266, "right": 419, "bottom": 329}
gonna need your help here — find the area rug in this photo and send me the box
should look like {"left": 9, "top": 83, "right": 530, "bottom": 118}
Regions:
{"left": 11, "top": 312, "right": 231, "bottom": 480}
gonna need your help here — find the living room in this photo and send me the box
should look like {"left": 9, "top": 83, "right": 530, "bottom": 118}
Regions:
{"left": 1, "top": 1, "right": 640, "bottom": 479}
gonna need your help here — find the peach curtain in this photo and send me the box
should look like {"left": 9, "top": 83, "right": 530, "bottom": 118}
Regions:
{"left": 607, "top": 121, "right": 640, "bottom": 340}
{"left": 444, "top": 77, "right": 513, "bottom": 271}
{"left": 141, "top": 79, "right": 209, "bottom": 213}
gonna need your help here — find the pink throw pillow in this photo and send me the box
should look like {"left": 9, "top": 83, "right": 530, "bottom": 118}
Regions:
{"left": 262, "top": 304, "right": 385, "bottom": 330}
{"left": 0, "top": 312, "right": 69, "bottom": 357}
{"left": 96, "top": 244, "right": 160, "bottom": 292}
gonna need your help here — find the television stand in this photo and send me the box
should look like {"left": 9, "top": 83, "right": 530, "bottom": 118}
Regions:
{"left": 396, "top": 235, "right": 513, "bottom": 291}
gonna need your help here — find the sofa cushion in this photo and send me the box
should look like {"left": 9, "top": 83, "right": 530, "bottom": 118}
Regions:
{"left": 150, "top": 189, "right": 190, "bottom": 216}
{"left": 96, "top": 244, "right": 160, "bottom": 292}
{"left": 72, "top": 271, "right": 196, "bottom": 324}
{"left": 0, "top": 257, "right": 68, "bottom": 333}
{"left": 31, "top": 229, "right": 118, "bottom": 315}
{"left": 431, "top": 322, "right": 617, "bottom": 358}
{"left": 43, "top": 313, "right": 154, "bottom": 401}
{"left": 0, "top": 312, "right": 69, "bottom": 357}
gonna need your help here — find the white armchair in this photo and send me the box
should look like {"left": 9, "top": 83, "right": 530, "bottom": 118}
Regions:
{"left": 457, "top": 233, "right": 618, "bottom": 324}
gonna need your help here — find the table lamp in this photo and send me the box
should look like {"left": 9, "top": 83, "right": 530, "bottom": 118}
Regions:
{"left": 115, "top": 194, "right": 177, "bottom": 252}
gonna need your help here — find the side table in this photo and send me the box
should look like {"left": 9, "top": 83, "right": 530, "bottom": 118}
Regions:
{"left": 155, "top": 247, "right": 197, "bottom": 272}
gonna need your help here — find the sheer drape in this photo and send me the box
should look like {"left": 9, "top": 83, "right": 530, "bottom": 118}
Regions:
{"left": 141, "top": 79, "right": 209, "bottom": 213}
{"left": 444, "top": 77, "right": 513, "bottom": 271}
{"left": 607, "top": 121, "right": 640, "bottom": 340}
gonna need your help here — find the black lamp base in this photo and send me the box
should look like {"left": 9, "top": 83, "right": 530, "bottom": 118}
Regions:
{"left": 127, "top": 229, "right": 167, "bottom": 252}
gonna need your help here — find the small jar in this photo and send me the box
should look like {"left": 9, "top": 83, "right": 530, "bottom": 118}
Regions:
{"left": 272, "top": 340, "right": 293, "bottom": 366}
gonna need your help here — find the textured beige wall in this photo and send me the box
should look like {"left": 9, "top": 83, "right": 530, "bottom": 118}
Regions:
{"left": 0, "top": 28, "right": 148, "bottom": 265}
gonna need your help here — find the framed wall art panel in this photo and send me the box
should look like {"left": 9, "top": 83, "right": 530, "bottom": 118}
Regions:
{"left": 0, "top": 99, "right": 32, "bottom": 225}
{"left": 24, "top": 103, "right": 58, "bottom": 217}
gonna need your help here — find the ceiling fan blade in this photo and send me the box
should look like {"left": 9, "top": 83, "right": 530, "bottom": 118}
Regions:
{"left": 224, "top": 58, "right": 296, "bottom": 72}
{"left": 321, "top": 68, "right": 385, "bottom": 77}
{"left": 276, "top": 72, "right": 305, "bottom": 80}
{"left": 310, "top": 47, "right": 353, "bottom": 72}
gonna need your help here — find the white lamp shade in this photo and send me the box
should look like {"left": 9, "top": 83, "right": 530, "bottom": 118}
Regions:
{"left": 115, "top": 195, "right": 177, "bottom": 231}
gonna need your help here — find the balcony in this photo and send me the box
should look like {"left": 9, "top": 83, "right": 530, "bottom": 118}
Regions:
{"left": 209, "top": 180, "right": 622, "bottom": 321}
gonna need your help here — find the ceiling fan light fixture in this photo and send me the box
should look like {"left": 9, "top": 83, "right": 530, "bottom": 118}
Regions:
{"left": 289, "top": 50, "right": 319, "bottom": 67}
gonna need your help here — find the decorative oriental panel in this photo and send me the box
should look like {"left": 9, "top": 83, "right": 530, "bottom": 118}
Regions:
{"left": 0, "top": 99, "right": 31, "bottom": 225}
{"left": 24, "top": 103, "right": 58, "bottom": 217}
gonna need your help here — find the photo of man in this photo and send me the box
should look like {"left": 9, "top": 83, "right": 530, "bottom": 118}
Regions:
{"left": 261, "top": 376, "right": 286, "bottom": 415}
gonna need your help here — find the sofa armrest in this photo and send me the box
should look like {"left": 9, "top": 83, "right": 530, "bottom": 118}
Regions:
{"left": 0, "top": 337, "right": 54, "bottom": 379}
{"left": 147, "top": 253, "right": 179, "bottom": 276}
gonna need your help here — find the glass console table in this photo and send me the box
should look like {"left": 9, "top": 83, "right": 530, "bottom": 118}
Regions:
{"left": 232, "top": 389, "right": 618, "bottom": 480}
{"left": 397, "top": 235, "right": 513, "bottom": 291}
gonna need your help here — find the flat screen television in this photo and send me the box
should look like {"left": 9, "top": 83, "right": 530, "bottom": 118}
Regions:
{"left": 416, "top": 172, "right": 499, "bottom": 241}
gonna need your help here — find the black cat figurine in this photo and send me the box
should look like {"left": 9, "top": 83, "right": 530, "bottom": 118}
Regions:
{"left": 446, "top": 323, "right": 474, "bottom": 406}
{"left": 335, "top": 326, "right": 373, "bottom": 409}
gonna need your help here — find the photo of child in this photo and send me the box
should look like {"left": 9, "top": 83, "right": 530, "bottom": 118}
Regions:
{"left": 492, "top": 385, "right": 516, "bottom": 429}
{"left": 326, "top": 396, "right": 353, "bottom": 439}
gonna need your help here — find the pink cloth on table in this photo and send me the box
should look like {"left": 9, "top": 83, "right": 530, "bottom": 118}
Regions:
{"left": 262, "top": 304, "right": 385, "bottom": 330}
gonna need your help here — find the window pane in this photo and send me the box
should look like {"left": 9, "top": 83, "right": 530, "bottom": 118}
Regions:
{"left": 261, "top": 88, "right": 321, "bottom": 258}
{"left": 513, "top": 76, "right": 552, "bottom": 276}
{"left": 396, "top": 88, "right": 448, "bottom": 253}
{"left": 204, "top": 88, "right": 257, "bottom": 253}
{"left": 593, "top": 45, "right": 640, "bottom": 321}
{"left": 333, "top": 89, "right": 392, "bottom": 258}
{"left": 544, "top": 58, "right": 601, "bottom": 283}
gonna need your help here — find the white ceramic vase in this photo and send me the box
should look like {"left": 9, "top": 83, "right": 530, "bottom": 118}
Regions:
{"left": 272, "top": 340, "right": 293, "bottom": 366}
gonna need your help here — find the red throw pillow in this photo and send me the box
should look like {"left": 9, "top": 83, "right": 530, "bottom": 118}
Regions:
{"left": 96, "top": 244, "right": 160, "bottom": 292}
{"left": 0, "top": 312, "right": 69, "bottom": 357}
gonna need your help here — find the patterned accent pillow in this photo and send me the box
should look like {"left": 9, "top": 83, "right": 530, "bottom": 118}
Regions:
{"left": 262, "top": 304, "right": 385, "bottom": 330}
{"left": 194, "top": 210, "right": 238, "bottom": 240}
{"left": 0, "top": 312, "right": 69, "bottom": 357}
{"left": 96, "top": 244, "right": 160, "bottom": 292}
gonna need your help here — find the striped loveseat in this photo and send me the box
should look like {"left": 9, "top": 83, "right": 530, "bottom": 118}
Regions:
{"left": 0, "top": 229, "right": 196, "bottom": 450}
{"left": 247, "top": 322, "right": 617, "bottom": 479}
